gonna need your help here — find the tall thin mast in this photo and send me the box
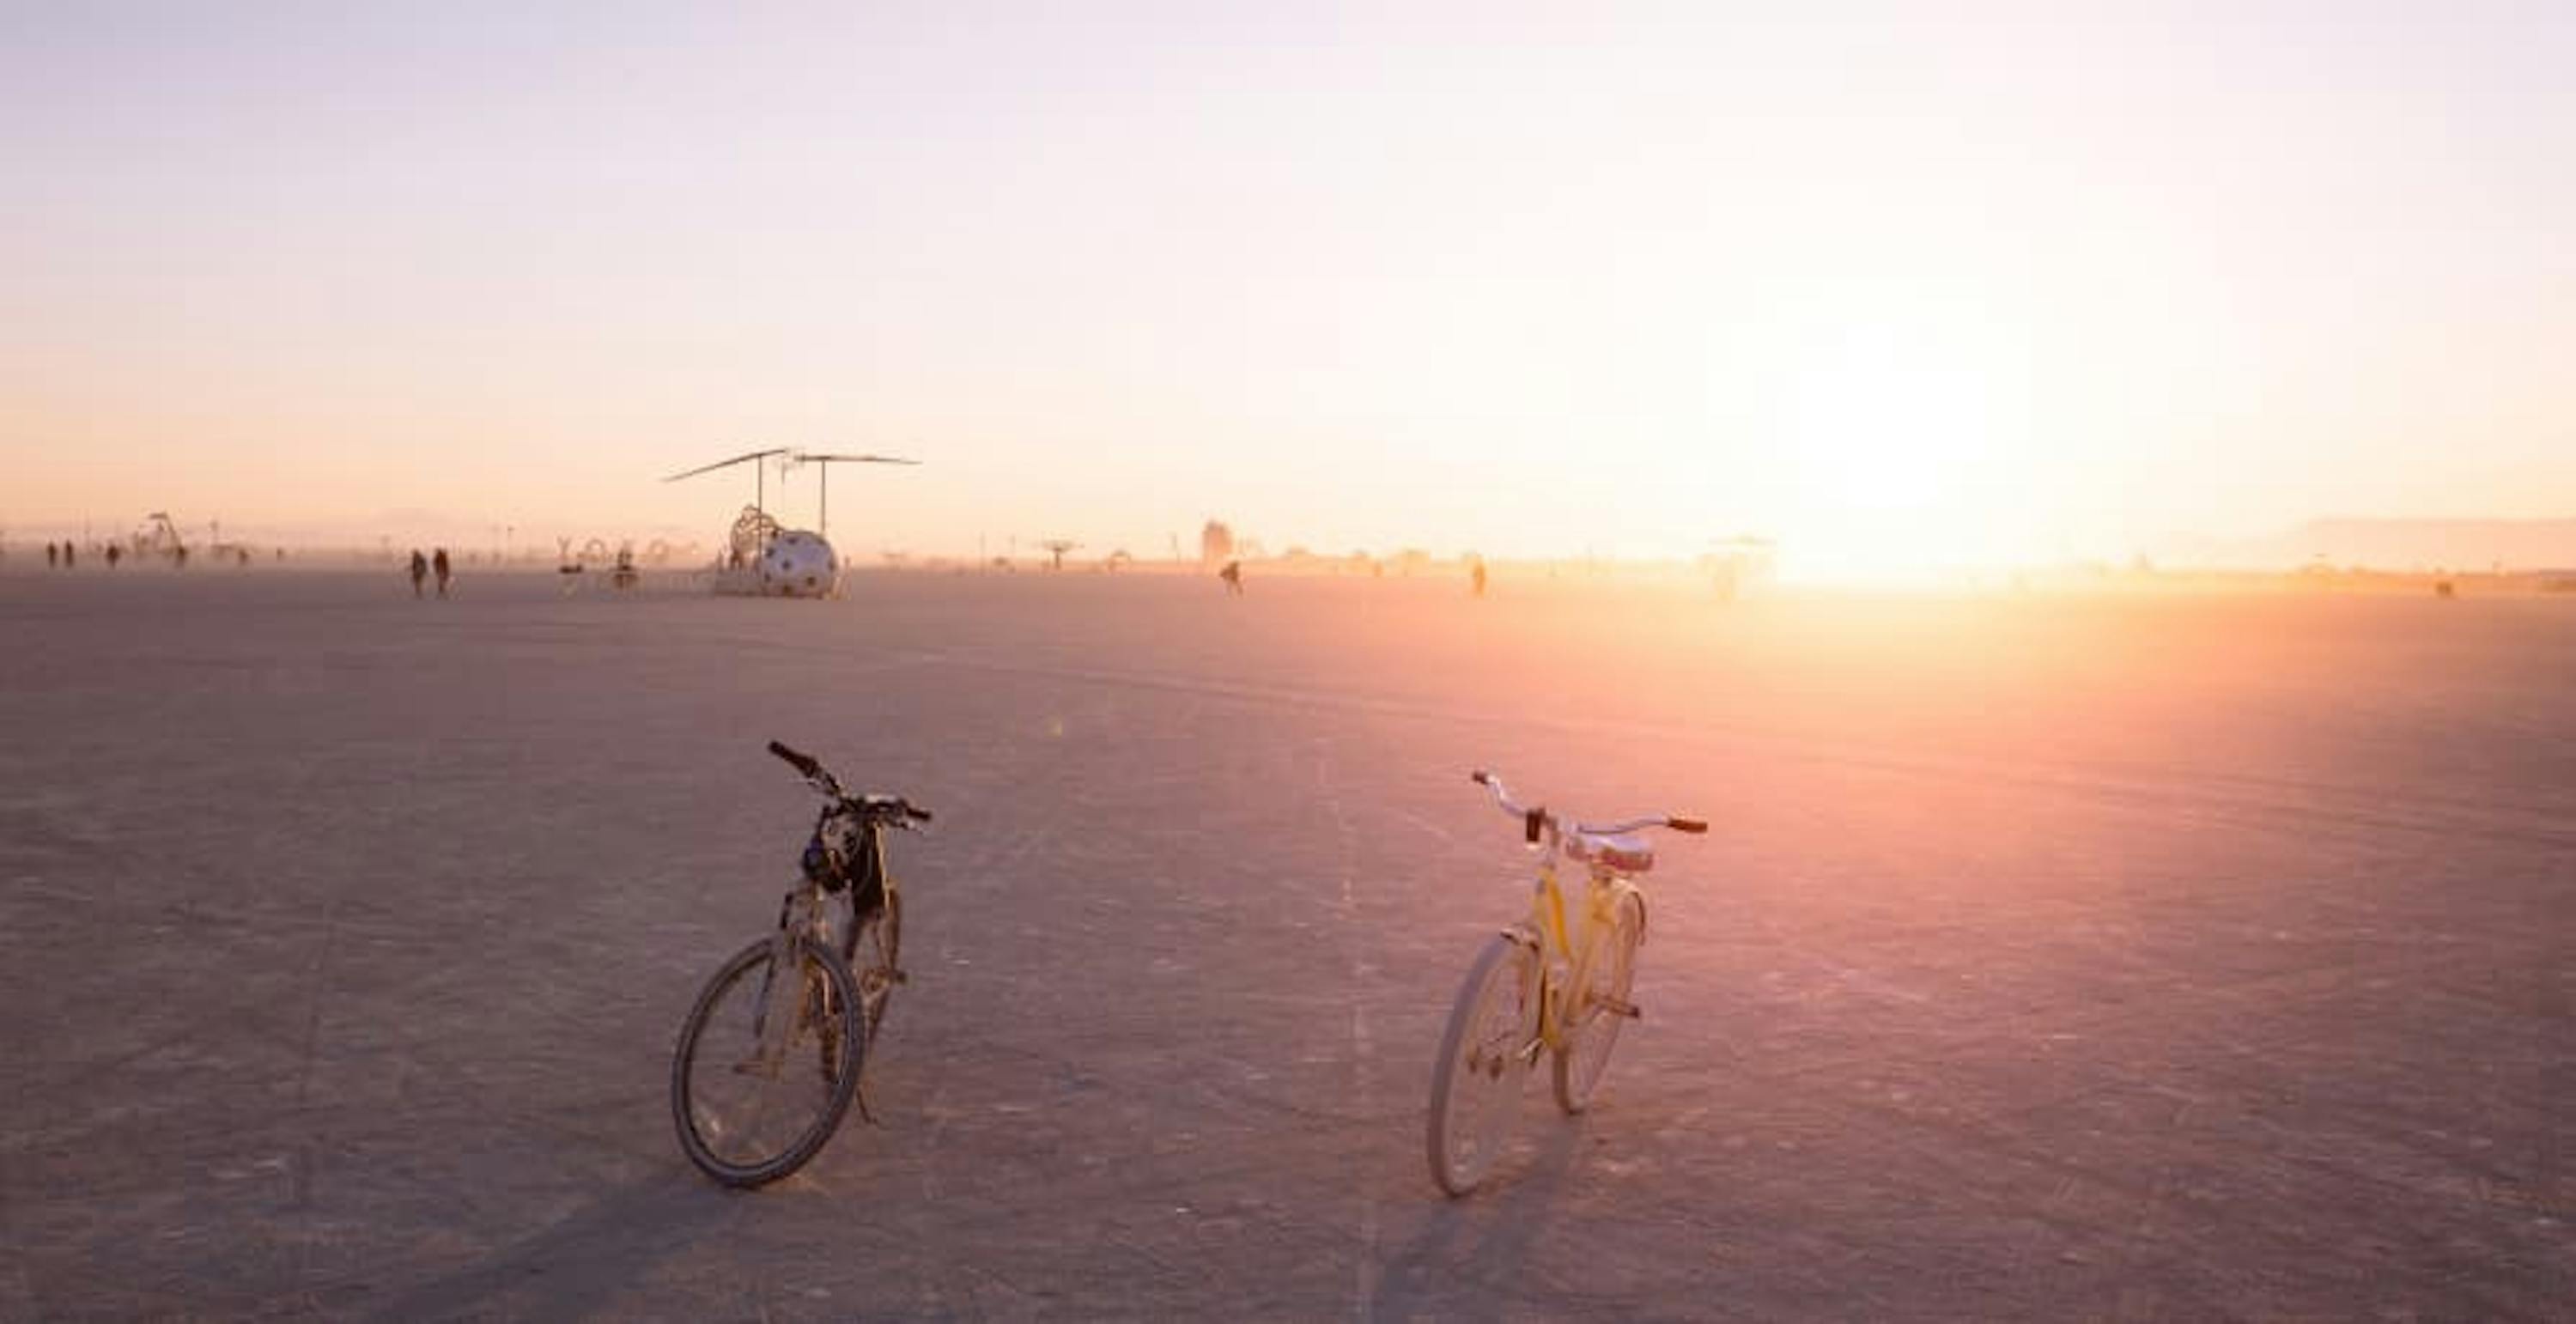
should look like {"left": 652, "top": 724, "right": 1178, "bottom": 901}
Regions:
{"left": 794, "top": 452, "right": 920, "bottom": 537}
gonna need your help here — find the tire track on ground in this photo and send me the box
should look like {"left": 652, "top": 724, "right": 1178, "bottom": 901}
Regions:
{"left": 1309, "top": 734, "right": 1383, "bottom": 1320}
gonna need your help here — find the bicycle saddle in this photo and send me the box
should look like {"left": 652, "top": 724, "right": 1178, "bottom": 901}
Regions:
{"left": 1571, "top": 831, "right": 1655, "bottom": 875}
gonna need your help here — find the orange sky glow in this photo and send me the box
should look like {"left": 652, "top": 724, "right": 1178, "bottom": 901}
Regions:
{"left": 4, "top": 3, "right": 2570, "bottom": 580}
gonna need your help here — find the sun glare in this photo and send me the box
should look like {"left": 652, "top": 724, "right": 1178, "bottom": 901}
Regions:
{"left": 1765, "top": 313, "right": 2040, "bottom": 585}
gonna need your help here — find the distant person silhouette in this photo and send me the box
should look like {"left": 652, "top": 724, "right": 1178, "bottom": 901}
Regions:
{"left": 1218, "top": 560, "right": 1243, "bottom": 596}
{"left": 433, "top": 548, "right": 452, "bottom": 598}
{"left": 63, "top": 542, "right": 74, "bottom": 568}
{"left": 409, "top": 550, "right": 428, "bottom": 598}
{"left": 46, "top": 542, "right": 58, "bottom": 568}
{"left": 106, "top": 544, "right": 123, "bottom": 569}
{"left": 1470, "top": 557, "right": 1487, "bottom": 598}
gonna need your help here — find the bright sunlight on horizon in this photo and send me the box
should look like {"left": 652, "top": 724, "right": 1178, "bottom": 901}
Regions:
{"left": 4, "top": 3, "right": 2572, "bottom": 582}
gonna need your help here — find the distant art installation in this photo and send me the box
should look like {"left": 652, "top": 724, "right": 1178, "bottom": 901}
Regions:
{"left": 665, "top": 447, "right": 916, "bottom": 599}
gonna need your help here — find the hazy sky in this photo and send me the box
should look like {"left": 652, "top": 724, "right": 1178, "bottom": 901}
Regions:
{"left": 5, "top": 2, "right": 2571, "bottom": 574}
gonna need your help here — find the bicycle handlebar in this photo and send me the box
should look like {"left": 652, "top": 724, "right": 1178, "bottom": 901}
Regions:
{"left": 1467, "top": 768, "right": 1704, "bottom": 839}
{"left": 770, "top": 740, "right": 933, "bottom": 823}
{"left": 769, "top": 740, "right": 824, "bottom": 780}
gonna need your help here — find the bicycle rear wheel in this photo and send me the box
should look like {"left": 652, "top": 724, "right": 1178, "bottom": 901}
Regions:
{"left": 853, "top": 890, "right": 902, "bottom": 1042}
{"left": 1427, "top": 933, "right": 1538, "bottom": 1196}
{"left": 671, "top": 933, "right": 865, "bottom": 1187}
{"left": 1553, "top": 891, "right": 1643, "bottom": 1114}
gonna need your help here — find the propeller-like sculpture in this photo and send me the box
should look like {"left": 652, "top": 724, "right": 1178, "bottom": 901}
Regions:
{"left": 792, "top": 452, "right": 920, "bottom": 536}
{"left": 664, "top": 448, "right": 793, "bottom": 516}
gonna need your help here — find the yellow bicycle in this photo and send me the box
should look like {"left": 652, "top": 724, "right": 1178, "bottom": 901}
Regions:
{"left": 1427, "top": 770, "right": 1706, "bottom": 1196}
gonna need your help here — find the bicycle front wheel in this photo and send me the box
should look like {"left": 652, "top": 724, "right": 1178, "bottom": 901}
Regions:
{"left": 1427, "top": 933, "right": 1538, "bottom": 1196}
{"left": 671, "top": 933, "right": 865, "bottom": 1187}
{"left": 1553, "top": 890, "right": 1643, "bottom": 1114}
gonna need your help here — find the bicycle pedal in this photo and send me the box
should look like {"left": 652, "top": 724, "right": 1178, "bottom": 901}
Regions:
{"left": 1601, "top": 996, "right": 1643, "bottom": 1020}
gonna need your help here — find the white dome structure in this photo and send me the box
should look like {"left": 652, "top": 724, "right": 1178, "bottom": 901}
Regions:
{"left": 758, "top": 530, "right": 841, "bottom": 598}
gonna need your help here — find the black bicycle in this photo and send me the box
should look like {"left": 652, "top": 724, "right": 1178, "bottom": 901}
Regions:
{"left": 670, "top": 741, "right": 931, "bottom": 1187}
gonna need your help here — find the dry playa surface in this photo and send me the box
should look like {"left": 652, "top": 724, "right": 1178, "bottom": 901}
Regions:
{"left": 1, "top": 568, "right": 2569, "bottom": 1321}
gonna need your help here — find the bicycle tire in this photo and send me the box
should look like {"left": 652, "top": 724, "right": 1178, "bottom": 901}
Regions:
{"left": 671, "top": 932, "right": 866, "bottom": 1187}
{"left": 1552, "top": 890, "right": 1643, "bottom": 1114}
{"left": 854, "top": 890, "right": 902, "bottom": 1042}
{"left": 1427, "top": 933, "right": 1537, "bottom": 1196}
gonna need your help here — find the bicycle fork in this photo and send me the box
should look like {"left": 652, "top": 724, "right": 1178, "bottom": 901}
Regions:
{"left": 743, "top": 890, "right": 820, "bottom": 1078}
{"left": 1485, "top": 927, "right": 1552, "bottom": 1073}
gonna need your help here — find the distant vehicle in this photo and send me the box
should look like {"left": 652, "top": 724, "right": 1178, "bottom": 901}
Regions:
{"left": 126, "top": 512, "right": 261, "bottom": 568}
{"left": 131, "top": 513, "right": 189, "bottom": 566}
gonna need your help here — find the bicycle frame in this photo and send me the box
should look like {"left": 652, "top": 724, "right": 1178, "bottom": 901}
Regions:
{"left": 1466, "top": 768, "right": 1698, "bottom": 1066}
{"left": 1499, "top": 845, "right": 1645, "bottom": 1064}
{"left": 749, "top": 806, "right": 907, "bottom": 1072}
{"left": 841, "top": 818, "right": 904, "bottom": 988}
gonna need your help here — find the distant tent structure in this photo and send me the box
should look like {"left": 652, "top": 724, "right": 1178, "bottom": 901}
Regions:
{"left": 1200, "top": 520, "right": 1235, "bottom": 567}
{"left": 1703, "top": 536, "right": 1778, "bottom": 600}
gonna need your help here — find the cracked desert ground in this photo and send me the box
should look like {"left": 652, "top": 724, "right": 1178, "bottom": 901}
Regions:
{"left": 3, "top": 568, "right": 2568, "bottom": 1320}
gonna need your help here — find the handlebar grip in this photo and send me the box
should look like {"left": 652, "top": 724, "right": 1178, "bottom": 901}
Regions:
{"left": 1668, "top": 816, "right": 1709, "bottom": 835}
{"left": 905, "top": 805, "right": 934, "bottom": 823}
{"left": 768, "top": 740, "right": 821, "bottom": 778}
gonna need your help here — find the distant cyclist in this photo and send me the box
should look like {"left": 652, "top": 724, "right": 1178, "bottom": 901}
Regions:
{"left": 409, "top": 550, "right": 428, "bottom": 598}
{"left": 432, "top": 548, "right": 453, "bottom": 598}
{"left": 1218, "top": 560, "right": 1244, "bottom": 596}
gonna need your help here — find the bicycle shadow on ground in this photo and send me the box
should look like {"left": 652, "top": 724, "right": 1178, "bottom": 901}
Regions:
{"left": 360, "top": 1169, "right": 742, "bottom": 1322}
{"left": 1369, "top": 1117, "right": 1590, "bottom": 1316}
